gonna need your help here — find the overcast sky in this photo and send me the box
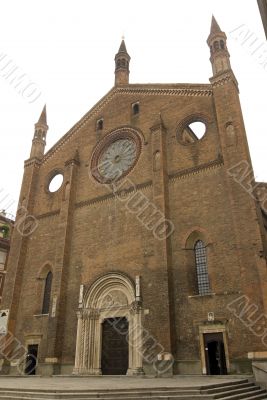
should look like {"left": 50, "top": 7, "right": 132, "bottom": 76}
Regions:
{"left": 0, "top": 0, "right": 266, "bottom": 216}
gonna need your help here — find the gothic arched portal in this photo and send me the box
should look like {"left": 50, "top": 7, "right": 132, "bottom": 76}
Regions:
{"left": 73, "top": 273, "right": 144, "bottom": 375}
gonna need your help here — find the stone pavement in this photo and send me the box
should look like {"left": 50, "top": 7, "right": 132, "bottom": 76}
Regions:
{"left": 0, "top": 375, "right": 253, "bottom": 390}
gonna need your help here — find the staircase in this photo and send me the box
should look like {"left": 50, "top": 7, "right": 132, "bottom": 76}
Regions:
{"left": 0, "top": 379, "right": 265, "bottom": 400}
{"left": 200, "top": 380, "right": 267, "bottom": 399}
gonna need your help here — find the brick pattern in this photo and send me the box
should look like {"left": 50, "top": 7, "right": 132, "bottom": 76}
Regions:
{"left": 2, "top": 31, "right": 267, "bottom": 375}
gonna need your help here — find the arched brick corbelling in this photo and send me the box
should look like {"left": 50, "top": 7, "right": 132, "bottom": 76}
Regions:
{"left": 37, "top": 262, "right": 53, "bottom": 279}
{"left": 182, "top": 226, "right": 213, "bottom": 249}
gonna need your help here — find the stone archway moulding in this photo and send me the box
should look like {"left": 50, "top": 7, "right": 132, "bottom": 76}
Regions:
{"left": 73, "top": 273, "right": 144, "bottom": 375}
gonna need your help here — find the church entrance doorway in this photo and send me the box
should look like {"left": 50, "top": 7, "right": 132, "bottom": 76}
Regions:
{"left": 101, "top": 317, "right": 129, "bottom": 375}
{"left": 25, "top": 344, "right": 38, "bottom": 375}
{"left": 204, "top": 333, "right": 227, "bottom": 375}
{"left": 73, "top": 273, "right": 144, "bottom": 375}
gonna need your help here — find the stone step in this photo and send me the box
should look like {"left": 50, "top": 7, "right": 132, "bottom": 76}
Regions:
{"left": 217, "top": 388, "right": 267, "bottom": 400}
{"left": 212, "top": 386, "right": 262, "bottom": 398}
{"left": 0, "top": 396, "right": 265, "bottom": 400}
{"left": 0, "top": 380, "right": 249, "bottom": 395}
{"left": 0, "top": 396, "right": 212, "bottom": 400}
{"left": 0, "top": 392, "right": 206, "bottom": 398}
{"left": 0, "top": 385, "right": 248, "bottom": 397}
{"left": 202, "top": 383, "right": 255, "bottom": 394}
{"left": 0, "top": 390, "right": 203, "bottom": 398}
{"left": 0, "top": 388, "right": 205, "bottom": 398}
{"left": 0, "top": 379, "right": 265, "bottom": 400}
{"left": 0, "top": 392, "right": 208, "bottom": 399}
{"left": 199, "top": 381, "right": 251, "bottom": 391}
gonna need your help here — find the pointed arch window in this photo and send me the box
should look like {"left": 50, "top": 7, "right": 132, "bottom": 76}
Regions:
{"left": 194, "top": 240, "right": 210, "bottom": 295}
{"left": 42, "top": 271, "right": 52, "bottom": 314}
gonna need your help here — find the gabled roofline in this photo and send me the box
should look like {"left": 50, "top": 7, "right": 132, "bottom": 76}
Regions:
{"left": 42, "top": 83, "right": 213, "bottom": 165}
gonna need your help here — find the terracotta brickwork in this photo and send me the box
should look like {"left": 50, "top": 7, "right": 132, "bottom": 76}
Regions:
{"left": 1, "top": 19, "right": 267, "bottom": 376}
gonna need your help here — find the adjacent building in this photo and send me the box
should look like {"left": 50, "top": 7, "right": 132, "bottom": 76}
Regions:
{"left": 0, "top": 211, "right": 13, "bottom": 302}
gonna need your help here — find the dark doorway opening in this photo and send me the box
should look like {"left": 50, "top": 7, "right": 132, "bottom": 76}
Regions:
{"left": 204, "top": 333, "right": 227, "bottom": 375}
{"left": 25, "top": 344, "right": 38, "bottom": 375}
{"left": 101, "top": 317, "right": 129, "bottom": 375}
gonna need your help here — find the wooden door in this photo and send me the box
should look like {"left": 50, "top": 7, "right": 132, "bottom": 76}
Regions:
{"left": 101, "top": 317, "right": 128, "bottom": 375}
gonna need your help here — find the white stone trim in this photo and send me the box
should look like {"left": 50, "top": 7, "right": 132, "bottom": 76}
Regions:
{"left": 73, "top": 273, "right": 144, "bottom": 375}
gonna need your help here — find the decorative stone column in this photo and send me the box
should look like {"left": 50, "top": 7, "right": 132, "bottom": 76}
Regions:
{"left": 73, "top": 311, "right": 83, "bottom": 374}
{"left": 128, "top": 301, "right": 144, "bottom": 375}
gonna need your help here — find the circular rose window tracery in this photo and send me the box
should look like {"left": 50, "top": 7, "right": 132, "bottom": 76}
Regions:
{"left": 91, "top": 128, "right": 142, "bottom": 183}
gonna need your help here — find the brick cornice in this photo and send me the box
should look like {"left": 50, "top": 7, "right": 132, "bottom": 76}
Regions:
{"left": 210, "top": 70, "right": 239, "bottom": 91}
{"left": 36, "top": 210, "right": 60, "bottom": 220}
{"left": 75, "top": 180, "right": 152, "bottom": 209}
{"left": 117, "top": 86, "right": 212, "bottom": 97}
{"left": 169, "top": 155, "right": 224, "bottom": 183}
{"left": 24, "top": 158, "right": 42, "bottom": 168}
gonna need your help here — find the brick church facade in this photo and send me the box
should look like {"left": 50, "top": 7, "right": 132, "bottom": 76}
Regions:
{"left": 1, "top": 17, "right": 267, "bottom": 376}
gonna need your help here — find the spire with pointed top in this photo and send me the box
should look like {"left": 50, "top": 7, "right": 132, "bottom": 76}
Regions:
{"left": 30, "top": 105, "right": 49, "bottom": 159}
{"left": 207, "top": 16, "right": 232, "bottom": 77}
{"left": 118, "top": 39, "right": 128, "bottom": 54}
{"left": 114, "top": 38, "right": 131, "bottom": 86}
{"left": 210, "top": 15, "right": 222, "bottom": 34}
{"left": 37, "top": 105, "right": 47, "bottom": 126}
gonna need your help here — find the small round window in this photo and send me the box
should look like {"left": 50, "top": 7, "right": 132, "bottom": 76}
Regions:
{"left": 178, "top": 119, "right": 207, "bottom": 145}
{"left": 48, "top": 173, "right": 64, "bottom": 193}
